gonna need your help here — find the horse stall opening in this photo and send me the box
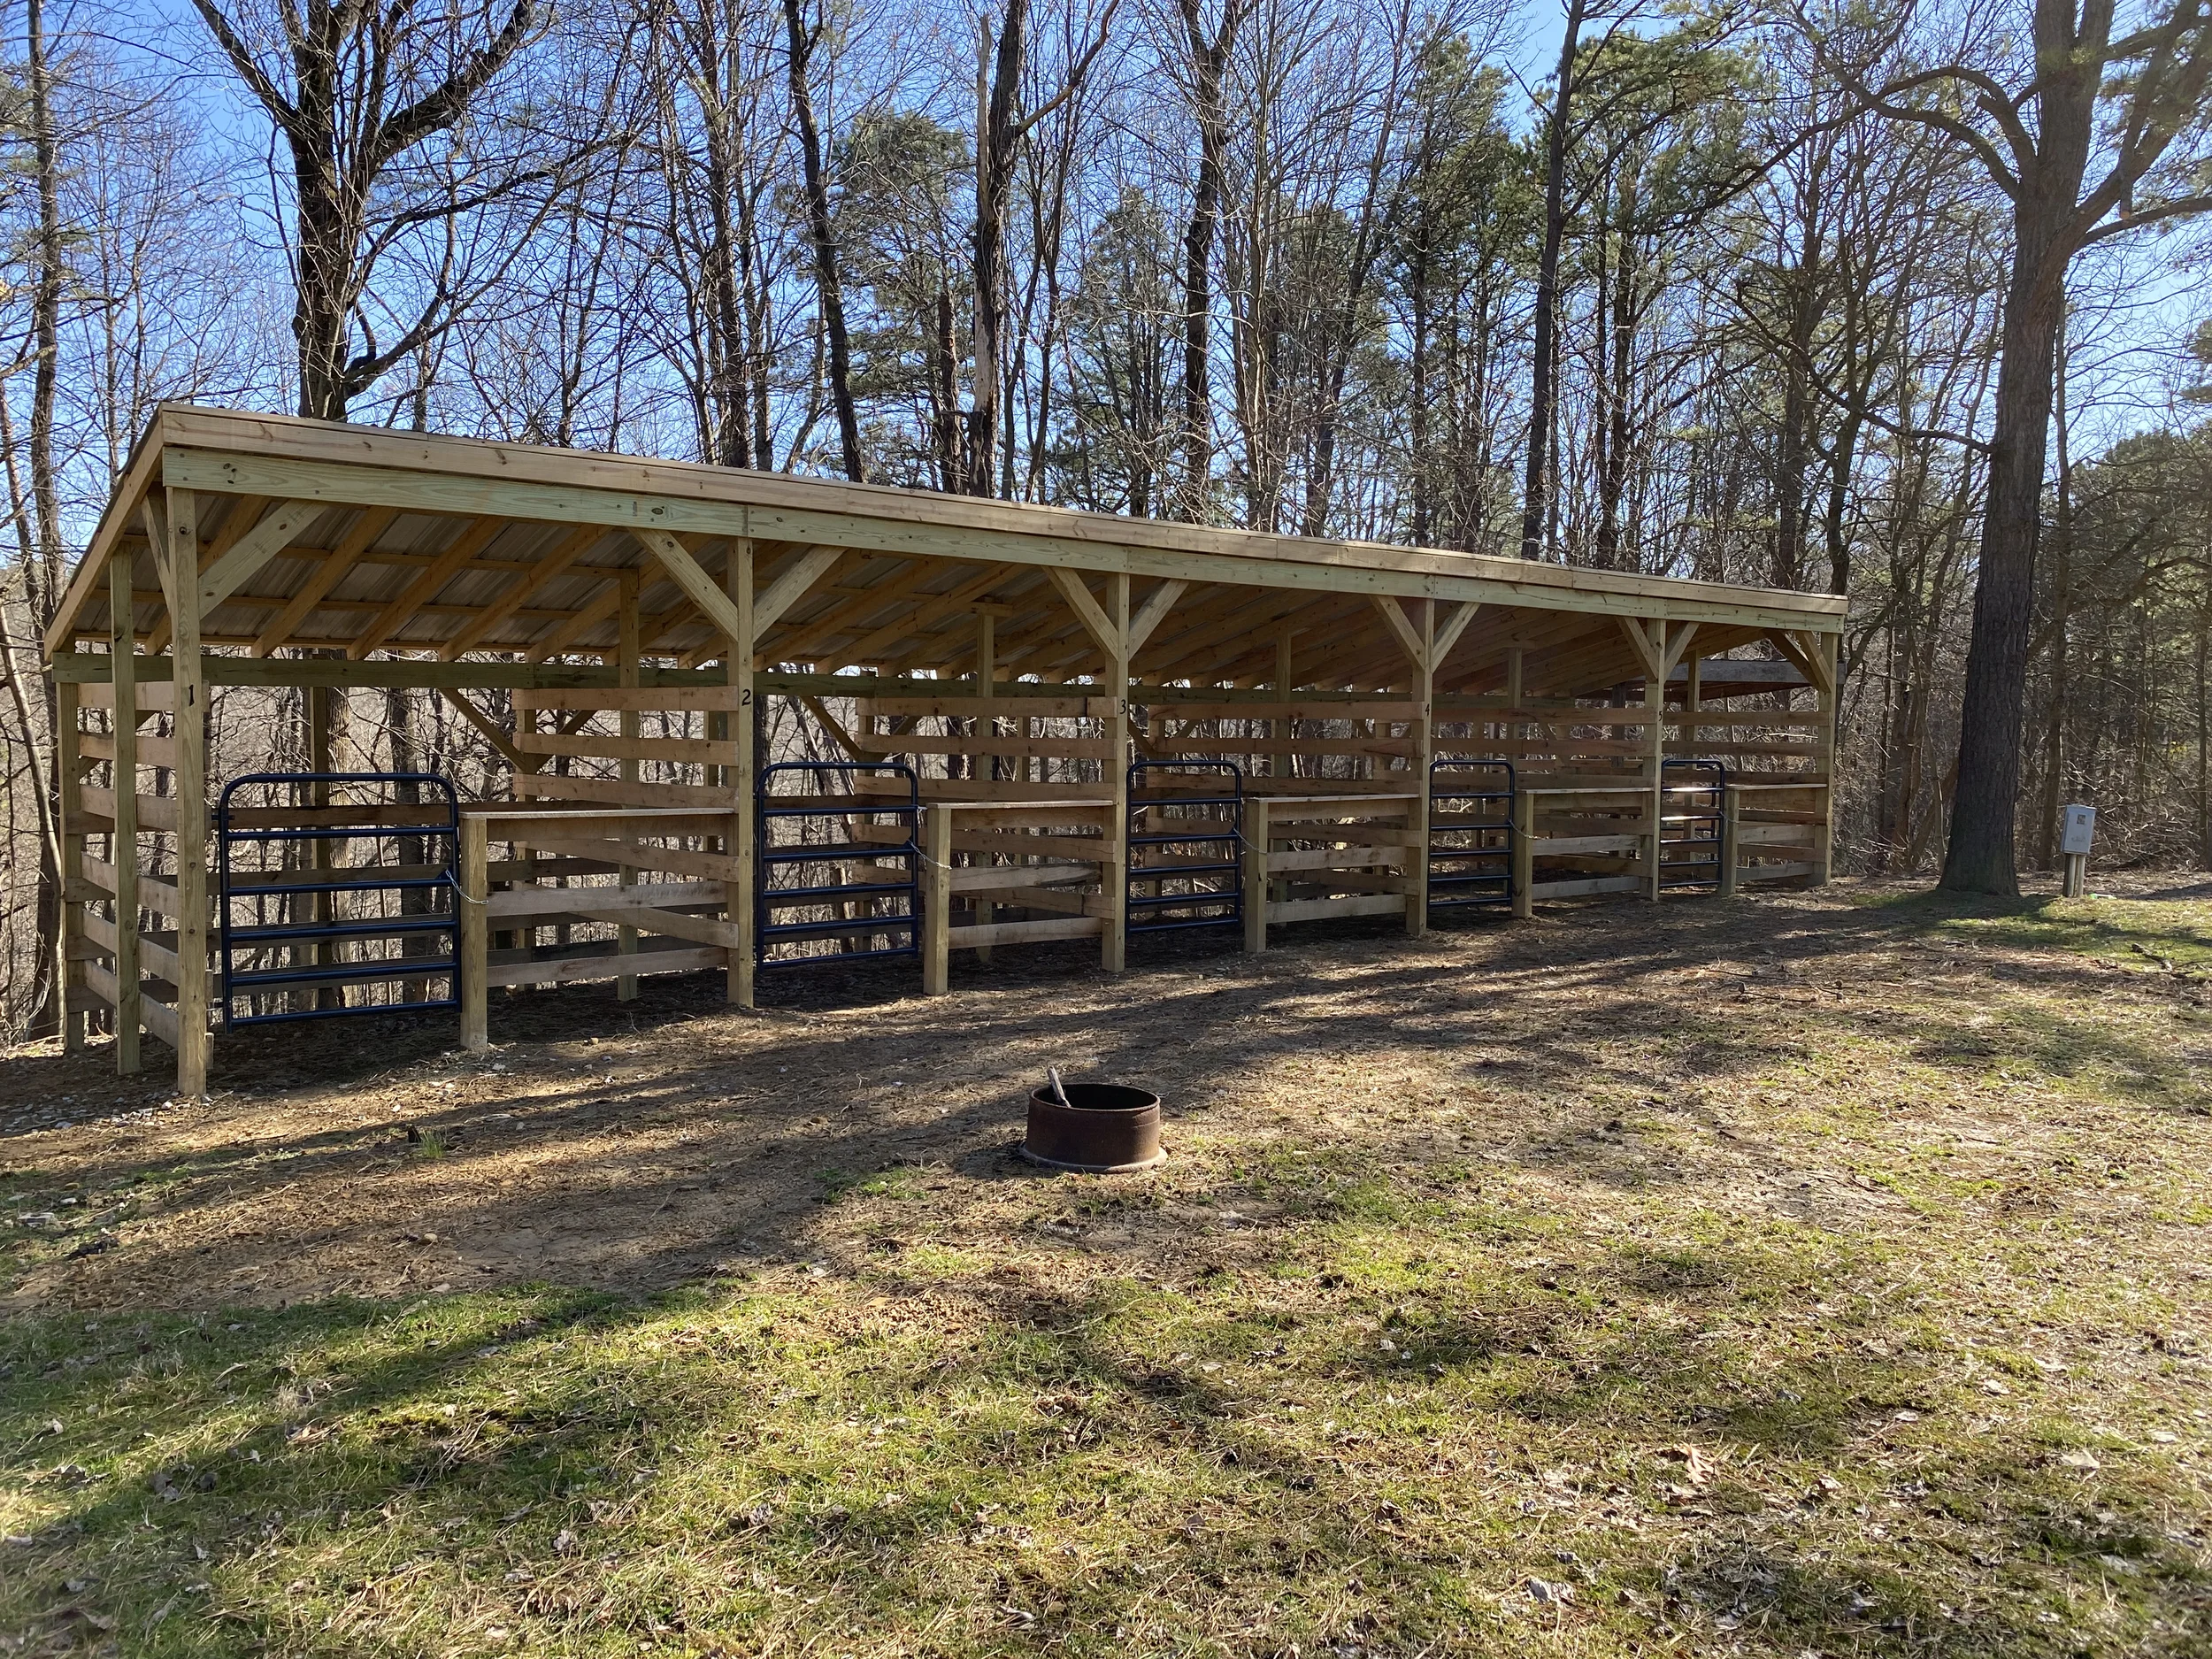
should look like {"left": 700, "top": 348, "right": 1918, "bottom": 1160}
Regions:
{"left": 42, "top": 406, "right": 1846, "bottom": 1094}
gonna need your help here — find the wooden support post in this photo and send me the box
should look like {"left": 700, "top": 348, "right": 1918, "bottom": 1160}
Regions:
{"left": 974, "top": 611, "right": 994, "bottom": 963}
{"left": 58, "top": 675, "right": 85, "bottom": 1053}
{"left": 309, "top": 671, "right": 342, "bottom": 1007}
{"left": 1511, "top": 790, "right": 1535, "bottom": 919}
{"left": 1059, "top": 572, "right": 1134, "bottom": 972}
{"left": 617, "top": 569, "right": 640, "bottom": 1000}
{"left": 157, "top": 488, "right": 211, "bottom": 1097}
{"left": 1242, "top": 794, "right": 1270, "bottom": 954}
{"left": 1813, "top": 628, "right": 1839, "bottom": 885}
{"left": 1719, "top": 784, "right": 1741, "bottom": 897}
{"left": 2062, "top": 852, "right": 2086, "bottom": 898}
{"left": 109, "top": 555, "right": 141, "bottom": 1072}
{"left": 1107, "top": 574, "right": 1132, "bottom": 972}
{"left": 1273, "top": 630, "right": 1294, "bottom": 779}
{"left": 1632, "top": 620, "right": 1665, "bottom": 902}
{"left": 460, "top": 813, "right": 488, "bottom": 1050}
{"left": 1409, "top": 599, "right": 1434, "bottom": 936}
{"left": 1504, "top": 646, "right": 1525, "bottom": 758}
{"left": 728, "top": 540, "right": 756, "bottom": 1006}
{"left": 922, "top": 803, "right": 951, "bottom": 995}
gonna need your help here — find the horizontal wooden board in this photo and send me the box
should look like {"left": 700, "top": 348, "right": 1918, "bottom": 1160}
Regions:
{"left": 1531, "top": 833, "right": 1645, "bottom": 856}
{"left": 860, "top": 695, "right": 1110, "bottom": 719}
{"left": 516, "top": 686, "right": 746, "bottom": 711}
{"left": 486, "top": 880, "right": 723, "bottom": 919}
{"left": 78, "top": 680, "right": 176, "bottom": 711}
{"left": 949, "top": 861, "right": 1097, "bottom": 895}
{"left": 1267, "top": 894, "right": 1406, "bottom": 924}
{"left": 592, "top": 906, "right": 741, "bottom": 949}
{"left": 484, "top": 944, "right": 725, "bottom": 987}
{"left": 79, "top": 730, "right": 180, "bottom": 769}
{"left": 947, "top": 830, "right": 1109, "bottom": 859}
{"left": 1665, "top": 741, "right": 1822, "bottom": 758}
{"left": 856, "top": 733, "right": 1116, "bottom": 761}
{"left": 81, "top": 961, "right": 118, "bottom": 1008}
{"left": 940, "top": 802, "right": 1113, "bottom": 824}
{"left": 516, "top": 731, "right": 740, "bottom": 765}
{"left": 512, "top": 772, "right": 738, "bottom": 810}
{"left": 140, "top": 983, "right": 181, "bottom": 1047}
{"left": 1142, "top": 737, "right": 1417, "bottom": 759}
{"left": 82, "top": 787, "right": 181, "bottom": 833}
{"left": 1266, "top": 846, "right": 1403, "bottom": 873}
{"left": 912, "top": 778, "right": 1109, "bottom": 804}
{"left": 1152, "top": 700, "right": 1423, "bottom": 721}
{"left": 512, "top": 833, "right": 744, "bottom": 881}
{"left": 1528, "top": 875, "right": 1645, "bottom": 899}
{"left": 959, "top": 885, "right": 1094, "bottom": 916}
{"left": 949, "top": 916, "right": 1102, "bottom": 947}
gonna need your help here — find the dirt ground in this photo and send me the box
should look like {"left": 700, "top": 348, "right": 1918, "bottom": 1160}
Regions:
{"left": 5, "top": 873, "right": 2209, "bottom": 1318}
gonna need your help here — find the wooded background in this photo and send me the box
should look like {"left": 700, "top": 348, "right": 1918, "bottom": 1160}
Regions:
{"left": 2, "top": 0, "right": 2208, "bottom": 1041}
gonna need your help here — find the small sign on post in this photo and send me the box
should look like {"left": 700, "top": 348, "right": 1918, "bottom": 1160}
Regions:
{"left": 2060, "top": 803, "right": 2095, "bottom": 898}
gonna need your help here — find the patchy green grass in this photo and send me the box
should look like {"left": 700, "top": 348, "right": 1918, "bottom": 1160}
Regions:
{"left": 1864, "top": 887, "right": 2212, "bottom": 976}
{"left": 3, "top": 880, "right": 2209, "bottom": 1655}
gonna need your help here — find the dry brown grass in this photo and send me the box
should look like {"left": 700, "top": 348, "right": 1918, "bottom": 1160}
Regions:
{"left": 1, "top": 877, "right": 2208, "bottom": 1656}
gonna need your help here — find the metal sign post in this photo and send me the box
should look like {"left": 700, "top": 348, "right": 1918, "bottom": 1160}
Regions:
{"left": 2060, "top": 804, "right": 2096, "bottom": 898}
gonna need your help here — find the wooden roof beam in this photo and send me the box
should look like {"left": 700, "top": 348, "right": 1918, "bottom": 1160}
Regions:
{"left": 245, "top": 511, "right": 398, "bottom": 659}
{"left": 349, "top": 518, "right": 507, "bottom": 659}
{"left": 769, "top": 556, "right": 940, "bottom": 662}
{"left": 143, "top": 493, "right": 267, "bottom": 654}
{"left": 821, "top": 565, "right": 1012, "bottom": 672}
{"left": 440, "top": 524, "right": 603, "bottom": 659}
{"left": 200, "top": 499, "right": 326, "bottom": 611}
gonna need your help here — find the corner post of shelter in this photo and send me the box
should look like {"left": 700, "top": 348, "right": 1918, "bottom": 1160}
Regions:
{"left": 972, "top": 611, "right": 995, "bottom": 963}
{"left": 108, "top": 551, "right": 142, "bottom": 1073}
{"left": 922, "top": 804, "right": 951, "bottom": 995}
{"left": 57, "top": 670, "right": 84, "bottom": 1054}
{"left": 308, "top": 673, "right": 340, "bottom": 1004}
{"left": 1814, "top": 628, "right": 1840, "bottom": 885}
{"left": 1511, "top": 790, "right": 1534, "bottom": 919}
{"left": 1107, "top": 573, "right": 1131, "bottom": 972}
{"left": 1719, "top": 783, "right": 1741, "bottom": 896}
{"left": 155, "top": 487, "right": 211, "bottom": 1098}
{"left": 459, "top": 813, "right": 488, "bottom": 1050}
{"left": 616, "top": 569, "right": 641, "bottom": 1001}
{"left": 1615, "top": 616, "right": 1667, "bottom": 902}
{"left": 1409, "top": 600, "right": 1435, "bottom": 937}
{"left": 728, "top": 538, "right": 757, "bottom": 1006}
{"left": 1241, "top": 794, "right": 1271, "bottom": 953}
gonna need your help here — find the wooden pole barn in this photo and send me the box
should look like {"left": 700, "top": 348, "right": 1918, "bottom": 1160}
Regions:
{"left": 42, "top": 406, "right": 1847, "bottom": 1097}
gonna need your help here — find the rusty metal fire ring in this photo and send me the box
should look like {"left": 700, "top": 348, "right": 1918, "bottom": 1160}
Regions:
{"left": 1020, "top": 1083, "right": 1164, "bottom": 1174}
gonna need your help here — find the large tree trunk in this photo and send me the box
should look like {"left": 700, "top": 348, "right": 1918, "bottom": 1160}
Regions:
{"left": 292, "top": 152, "right": 361, "bottom": 419}
{"left": 2033, "top": 329, "right": 2074, "bottom": 870}
{"left": 1177, "top": 0, "right": 1236, "bottom": 523}
{"left": 967, "top": 1, "right": 1029, "bottom": 499}
{"left": 1519, "top": 0, "right": 1583, "bottom": 562}
{"left": 1938, "top": 204, "right": 2075, "bottom": 893}
{"left": 1408, "top": 230, "right": 1432, "bottom": 547}
{"left": 783, "top": 0, "right": 863, "bottom": 481}
{"left": 23, "top": 0, "right": 65, "bottom": 1036}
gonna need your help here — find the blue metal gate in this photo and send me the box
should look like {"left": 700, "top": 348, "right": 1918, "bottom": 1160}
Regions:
{"left": 1125, "top": 759, "right": 1244, "bottom": 935}
{"left": 215, "top": 772, "right": 460, "bottom": 1027}
{"left": 1658, "top": 758, "right": 1727, "bottom": 890}
{"left": 756, "top": 761, "right": 922, "bottom": 969}
{"left": 1427, "top": 758, "right": 1515, "bottom": 910}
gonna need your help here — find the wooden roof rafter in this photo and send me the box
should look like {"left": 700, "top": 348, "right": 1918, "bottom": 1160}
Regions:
{"left": 46, "top": 408, "right": 1845, "bottom": 687}
{"left": 438, "top": 523, "right": 604, "bottom": 660}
